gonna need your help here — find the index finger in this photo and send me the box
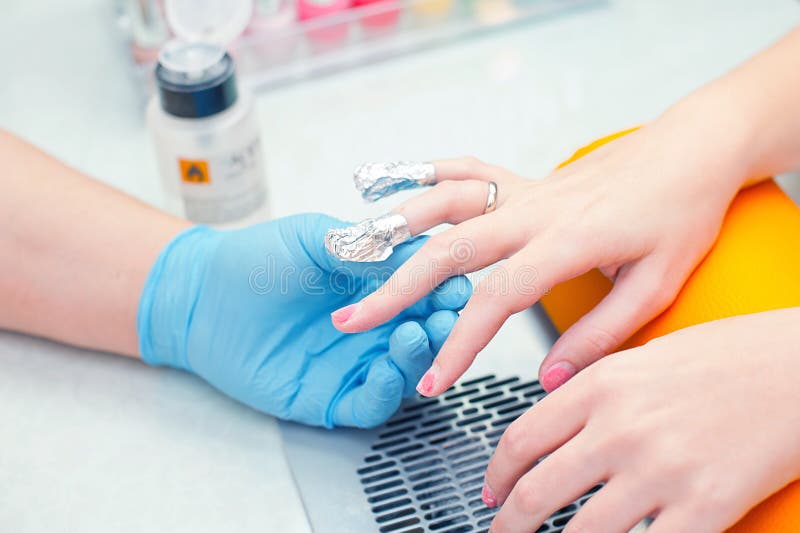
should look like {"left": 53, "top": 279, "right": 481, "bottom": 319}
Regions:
{"left": 483, "top": 380, "right": 591, "bottom": 507}
{"left": 331, "top": 213, "right": 520, "bottom": 333}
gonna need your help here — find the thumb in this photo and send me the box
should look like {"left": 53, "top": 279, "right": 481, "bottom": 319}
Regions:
{"left": 331, "top": 358, "right": 404, "bottom": 428}
{"left": 538, "top": 259, "right": 678, "bottom": 392}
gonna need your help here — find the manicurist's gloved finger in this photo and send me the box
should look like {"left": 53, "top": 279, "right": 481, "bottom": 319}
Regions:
{"left": 388, "top": 312, "right": 461, "bottom": 397}
{"left": 404, "top": 275, "right": 473, "bottom": 317}
{"left": 387, "top": 322, "right": 434, "bottom": 397}
{"left": 423, "top": 310, "right": 458, "bottom": 353}
{"left": 332, "top": 358, "right": 404, "bottom": 428}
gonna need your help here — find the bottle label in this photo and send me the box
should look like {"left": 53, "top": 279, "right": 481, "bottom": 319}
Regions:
{"left": 177, "top": 137, "right": 267, "bottom": 224}
{"left": 179, "top": 159, "right": 211, "bottom": 183}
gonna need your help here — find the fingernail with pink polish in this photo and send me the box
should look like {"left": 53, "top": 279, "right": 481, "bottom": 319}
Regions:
{"left": 541, "top": 361, "right": 576, "bottom": 392}
{"left": 416, "top": 365, "right": 438, "bottom": 396}
{"left": 482, "top": 483, "right": 497, "bottom": 507}
{"left": 331, "top": 303, "right": 359, "bottom": 324}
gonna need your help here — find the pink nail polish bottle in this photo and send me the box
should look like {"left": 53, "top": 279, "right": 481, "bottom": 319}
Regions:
{"left": 353, "top": 0, "right": 400, "bottom": 33}
{"left": 298, "top": 0, "right": 353, "bottom": 47}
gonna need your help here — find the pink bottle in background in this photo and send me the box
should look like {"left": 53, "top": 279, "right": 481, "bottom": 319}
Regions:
{"left": 353, "top": 0, "right": 400, "bottom": 32}
{"left": 298, "top": 0, "right": 352, "bottom": 46}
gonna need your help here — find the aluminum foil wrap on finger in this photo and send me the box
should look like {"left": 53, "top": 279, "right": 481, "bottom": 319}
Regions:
{"left": 325, "top": 213, "right": 411, "bottom": 262}
{"left": 354, "top": 161, "right": 436, "bottom": 202}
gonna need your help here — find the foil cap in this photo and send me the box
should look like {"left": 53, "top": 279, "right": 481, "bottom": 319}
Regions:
{"left": 354, "top": 162, "right": 436, "bottom": 202}
{"left": 325, "top": 214, "right": 411, "bottom": 262}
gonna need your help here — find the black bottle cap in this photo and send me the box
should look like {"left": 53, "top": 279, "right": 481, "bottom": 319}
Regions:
{"left": 155, "top": 41, "right": 238, "bottom": 119}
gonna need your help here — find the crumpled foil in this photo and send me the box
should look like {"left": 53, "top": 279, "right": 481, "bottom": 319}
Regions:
{"left": 325, "top": 213, "right": 411, "bottom": 262}
{"left": 354, "top": 161, "right": 436, "bottom": 203}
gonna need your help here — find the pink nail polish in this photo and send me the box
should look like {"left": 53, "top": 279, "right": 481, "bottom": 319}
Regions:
{"left": 481, "top": 483, "right": 497, "bottom": 507}
{"left": 416, "top": 365, "right": 438, "bottom": 396}
{"left": 541, "top": 361, "right": 576, "bottom": 392}
{"left": 331, "top": 303, "right": 359, "bottom": 324}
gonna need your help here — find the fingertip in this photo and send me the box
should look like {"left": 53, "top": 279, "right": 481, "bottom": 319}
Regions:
{"left": 330, "top": 301, "right": 376, "bottom": 333}
{"left": 414, "top": 350, "right": 460, "bottom": 398}
{"left": 539, "top": 361, "right": 577, "bottom": 392}
{"left": 424, "top": 310, "right": 458, "bottom": 352}
{"left": 425, "top": 310, "right": 458, "bottom": 333}
{"left": 432, "top": 275, "right": 473, "bottom": 310}
{"left": 391, "top": 321, "right": 427, "bottom": 346}
{"left": 415, "top": 363, "right": 439, "bottom": 397}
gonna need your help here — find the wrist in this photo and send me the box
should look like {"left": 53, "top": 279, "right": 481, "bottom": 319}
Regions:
{"left": 137, "top": 225, "right": 222, "bottom": 370}
{"left": 654, "top": 85, "right": 760, "bottom": 193}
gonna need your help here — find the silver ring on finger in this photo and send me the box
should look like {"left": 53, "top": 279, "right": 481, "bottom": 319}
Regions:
{"left": 484, "top": 181, "right": 498, "bottom": 214}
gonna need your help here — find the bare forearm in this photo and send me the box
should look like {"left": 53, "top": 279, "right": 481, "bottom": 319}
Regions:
{"left": 656, "top": 27, "right": 800, "bottom": 188}
{"left": 0, "top": 130, "right": 190, "bottom": 357}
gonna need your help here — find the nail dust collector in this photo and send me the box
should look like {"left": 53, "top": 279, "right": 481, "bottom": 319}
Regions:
{"left": 279, "top": 308, "right": 634, "bottom": 533}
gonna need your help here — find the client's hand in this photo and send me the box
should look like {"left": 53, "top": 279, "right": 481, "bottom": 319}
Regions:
{"left": 333, "top": 118, "right": 754, "bottom": 395}
{"left": 482, "top": 308, "right": 800, "bottom": 533}
{"left": 137, "top": 213, "right": 471, "bottom": 428}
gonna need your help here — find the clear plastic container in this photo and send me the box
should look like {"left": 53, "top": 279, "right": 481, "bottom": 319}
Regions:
{"left": 120, "top": 0, "right": 604, "bottom": 95}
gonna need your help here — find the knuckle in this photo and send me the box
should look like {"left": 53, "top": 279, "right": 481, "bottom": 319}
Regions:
{"left": 420, "top": 235, "right": 450, "bottom": 264}
{"left": 472, "top": 273, "right": 498, "bottom": 299}
{"left": 642, "top": 282, "right": 672, "bottom": 310}
{"left": 434, "top": 180, "right": 460, "bottom": 195}
{"left": 685, "top": 471, "right": 736, "bottom": 513}
{"left": 597, "top": 426, "right": 641, "bottom": 457}
{"left": 576, "top": 360, "right": 624, "bottom": 406}
{"left": 498, "top": 423, "right": 531, "bottom": 462}
{"left": 473, "top": 269, "right": 522, "bottom": 311}
{"left": 433, "top": 181, "right": 461, "bottom": 216}
{"left": 577, "top": 363, "right": 609, "bottom": 399}
{"left": 461, "top": 155, "right": 486, "bottom": 173}
{"left": 651, "top": 444, "right": 693, "bottom": 484}
{"left": 581, "top": 324, "right": 622, "bottom": 356}
{"left": 514, "top": 479, "right": 541, "bottom": 514}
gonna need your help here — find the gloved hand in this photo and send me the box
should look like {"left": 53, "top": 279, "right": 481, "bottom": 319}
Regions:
{"left": 137, "top": 213, "right": 471, "bottom": 428}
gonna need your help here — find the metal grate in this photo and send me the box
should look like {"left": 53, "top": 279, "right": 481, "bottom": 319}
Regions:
{"left": 357, "top": 374, "right": 600, "bottom": 533}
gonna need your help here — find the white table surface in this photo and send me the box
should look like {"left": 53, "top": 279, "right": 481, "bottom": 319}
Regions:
{"left": 2, "top": 1, "right": 799, "bottom": 531}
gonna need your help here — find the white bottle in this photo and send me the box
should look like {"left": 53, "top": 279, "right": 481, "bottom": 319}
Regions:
{"left": 147, "top": 40, "right": 268, "bottom": 225}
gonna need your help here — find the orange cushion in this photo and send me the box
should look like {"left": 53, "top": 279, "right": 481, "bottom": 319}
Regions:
{"left": 539, "top": 130, "right": 800, "bottom": 532}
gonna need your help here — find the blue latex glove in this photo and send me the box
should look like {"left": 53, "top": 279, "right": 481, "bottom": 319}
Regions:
{"left": 137, "top": 214, "right": 471, "bottom": 428}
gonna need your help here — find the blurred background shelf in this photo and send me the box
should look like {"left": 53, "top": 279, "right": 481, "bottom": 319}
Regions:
{"left": 118, "top": 0, "right": 605, "bottom": 94}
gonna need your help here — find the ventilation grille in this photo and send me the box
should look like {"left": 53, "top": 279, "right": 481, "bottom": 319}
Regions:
{"left": 357, "top": 374, "right": 599, "bottom": 533}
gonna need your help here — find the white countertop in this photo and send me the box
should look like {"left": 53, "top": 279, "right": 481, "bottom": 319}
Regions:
{"left": 2, "top": 1, "right": 799, "bottom": 531}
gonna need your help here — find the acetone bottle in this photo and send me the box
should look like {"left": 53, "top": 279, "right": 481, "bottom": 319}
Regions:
{"left": 147, "top": 40, "right": 268, "bottom": 225}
